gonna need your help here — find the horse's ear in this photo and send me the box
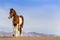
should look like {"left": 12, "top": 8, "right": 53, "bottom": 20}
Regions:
{"left": 11, "top": 8, "right": 13, "bottom": 9}
{"left": 10, "top": 8, "right": 14, "bottom": 10}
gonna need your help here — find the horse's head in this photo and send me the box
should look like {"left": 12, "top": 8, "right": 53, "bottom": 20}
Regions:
{"left": 8, "top": 8, "right": 16, "bottom": 19}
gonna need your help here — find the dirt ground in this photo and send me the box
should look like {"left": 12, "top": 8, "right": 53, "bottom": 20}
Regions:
{"left": 0, "top": 36, "right": 60, "bottom": 40}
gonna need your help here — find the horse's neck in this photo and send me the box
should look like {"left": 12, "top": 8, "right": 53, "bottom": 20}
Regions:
{"left": 14, "top": 14, "right": 18, "bottom": 17}
{"left": 13, "top": 14, "right": 19, "bottom": 19}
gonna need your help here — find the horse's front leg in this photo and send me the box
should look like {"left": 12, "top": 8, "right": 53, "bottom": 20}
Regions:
{"left": 13, "top": 24, "right": 20, "bottom": 37}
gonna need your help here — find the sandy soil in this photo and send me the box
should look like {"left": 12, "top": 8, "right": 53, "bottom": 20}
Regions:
{"left": 0, "top": 36, "right": 60, "bottom": 40}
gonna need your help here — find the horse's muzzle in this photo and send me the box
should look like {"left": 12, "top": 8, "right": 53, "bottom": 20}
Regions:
{"left": 8, "top": 15, "right": 11, "bottom": 19}
{"left": 8, "top": 17, "right": 10, "bottom": 19}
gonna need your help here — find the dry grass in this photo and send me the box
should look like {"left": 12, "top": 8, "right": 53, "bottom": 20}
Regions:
{"left": 0, "top": 36, "right": 60, "bottom": 40}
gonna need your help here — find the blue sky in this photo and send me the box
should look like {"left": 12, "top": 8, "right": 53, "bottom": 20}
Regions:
{"left": 0, "top": 0, "right": 60, "bottom": 36}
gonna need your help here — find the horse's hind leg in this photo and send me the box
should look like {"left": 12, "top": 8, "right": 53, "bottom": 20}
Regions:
{"left": 20, "top": 27, "right": 22, "bottom": 35}
{"left": 18, "top": 25, "right": 23, "bottom": 36}
{"left": 18, "top": 25, "right": 21, "bottom": 35}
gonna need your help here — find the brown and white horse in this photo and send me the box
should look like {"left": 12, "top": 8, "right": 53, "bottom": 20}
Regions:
{"left": 8, "top": 8, "right": 24, "bottom": 37}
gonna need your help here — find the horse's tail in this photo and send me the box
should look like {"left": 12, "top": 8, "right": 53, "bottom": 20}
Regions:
{"left": 20, "top": 15, "right": 24, "bottom": 28}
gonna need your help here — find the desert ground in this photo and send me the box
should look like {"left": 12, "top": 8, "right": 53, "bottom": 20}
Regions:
{"left": 0, "top": 36, "right": 60, "bottom": 40}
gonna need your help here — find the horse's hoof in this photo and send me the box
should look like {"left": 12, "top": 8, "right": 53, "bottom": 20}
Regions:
{"left": 12, "top": 34, "right": 14, "bottom": 37}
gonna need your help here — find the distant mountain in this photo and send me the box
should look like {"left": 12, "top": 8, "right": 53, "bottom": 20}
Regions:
{"left": 0, "top": 31, "right": 12, "bottom": 37}
{"left": 22, "top": 32, "right": 55, "bottom": 36}
{"left": 27, "top": 32, "right": 55, "bottom": 36}
{"left": 0, "top": 31, "right": 55, "bottom": 37}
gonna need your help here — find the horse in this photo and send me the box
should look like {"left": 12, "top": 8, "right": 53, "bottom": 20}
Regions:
{"left": 8, "top": 8, "right": 24, "bottom": 37}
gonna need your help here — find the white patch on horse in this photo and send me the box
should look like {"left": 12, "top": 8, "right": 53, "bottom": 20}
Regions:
{"left": 19, "top": 17, "right": 22, "bottom": 25}
{"left": 14, "top": 24, "right": 20, "bottom": 37}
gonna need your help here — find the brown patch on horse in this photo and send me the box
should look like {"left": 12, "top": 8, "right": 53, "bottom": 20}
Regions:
{"left": 13, "top": 15, "right": 19, "bottom": 26}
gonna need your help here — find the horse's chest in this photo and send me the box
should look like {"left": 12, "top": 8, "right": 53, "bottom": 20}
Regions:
{"left": 13, "top": 17, "right": 19, "bottom": 25}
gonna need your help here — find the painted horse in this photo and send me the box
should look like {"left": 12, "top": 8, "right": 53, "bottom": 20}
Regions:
{"left": 8, "top": 8, "right": 24, "bottom": 37}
